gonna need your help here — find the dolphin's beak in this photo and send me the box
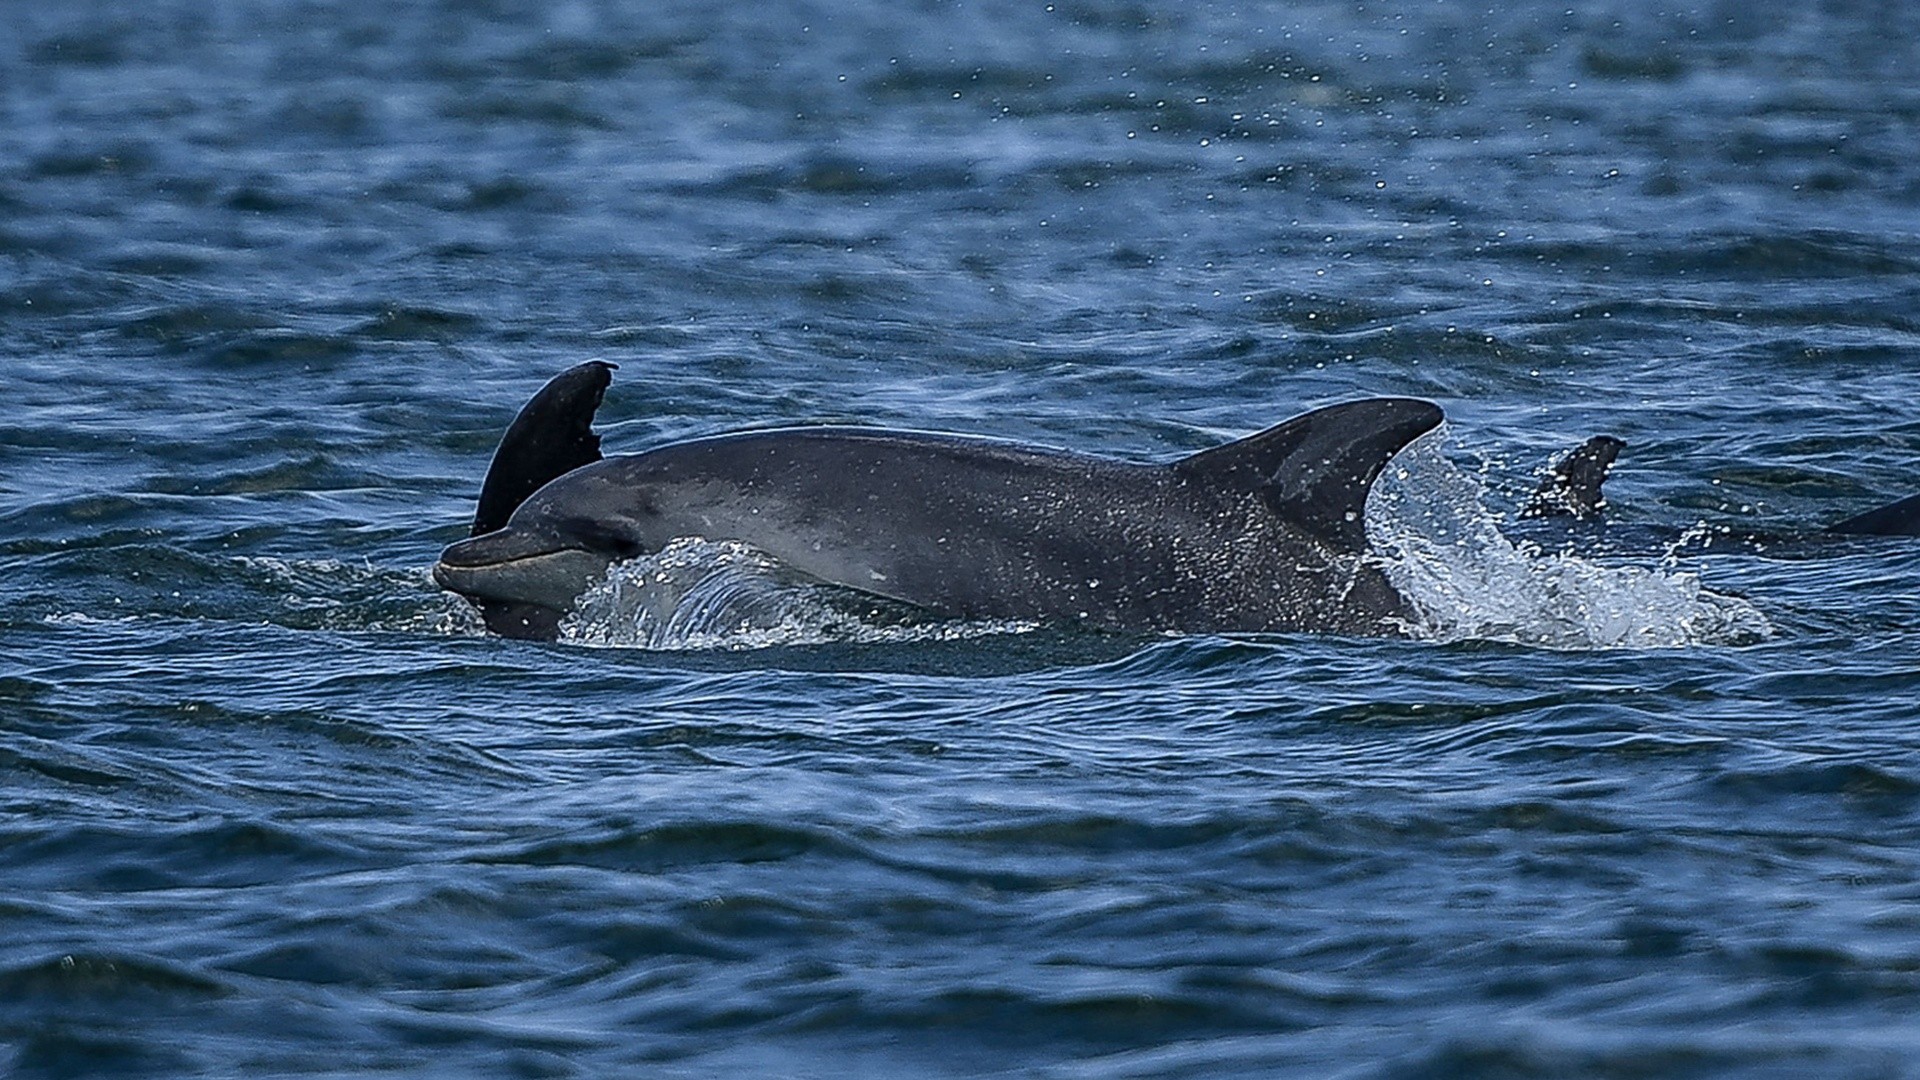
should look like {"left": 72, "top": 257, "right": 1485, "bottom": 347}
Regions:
{"left": 433, "top": 528, "right": 613, "bottom": 610}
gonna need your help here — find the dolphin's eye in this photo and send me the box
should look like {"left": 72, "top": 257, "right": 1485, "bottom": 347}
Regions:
{"left": 558, "top": 518, "right": 645, "bottom": 560}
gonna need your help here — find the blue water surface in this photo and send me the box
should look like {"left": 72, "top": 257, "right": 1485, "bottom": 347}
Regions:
{"left": 4, "top": 1, "right": 1920, "bottom": 1076}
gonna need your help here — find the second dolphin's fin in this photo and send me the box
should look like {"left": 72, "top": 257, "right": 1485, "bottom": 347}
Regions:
{"left": 471, "top": 361, "right": 616, "bottom": 537}
{"left": 1522, "top": 435, "right": 1625, "bottom": 520}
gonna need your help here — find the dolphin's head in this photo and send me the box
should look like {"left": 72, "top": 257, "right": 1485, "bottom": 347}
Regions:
{"left": 432, "top": 522, "right": 616, "bottom": 614}
{"left": 433, "top": 464, "right": 656, "bottom": 637}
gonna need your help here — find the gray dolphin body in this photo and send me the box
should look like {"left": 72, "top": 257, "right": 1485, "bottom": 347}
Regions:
{"left": 434, "top": 364, "right": 1442, "bottom": 641}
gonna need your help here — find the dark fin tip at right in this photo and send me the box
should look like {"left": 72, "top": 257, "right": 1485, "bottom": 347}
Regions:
{"left": 1829, "top": 491, "right": 1920, "bottom": 537}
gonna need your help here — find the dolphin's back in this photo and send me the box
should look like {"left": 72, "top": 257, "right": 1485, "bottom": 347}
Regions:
{"left": 559, "top": 398, "right": 1439, "bottom": 634}
{"left": 582, "top": 429, "right": 1172, "bottom": 623}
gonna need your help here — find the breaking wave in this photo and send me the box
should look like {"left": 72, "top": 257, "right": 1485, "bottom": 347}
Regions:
{"left": 1367, "top": 436, "right": 1772, "bottom": 650}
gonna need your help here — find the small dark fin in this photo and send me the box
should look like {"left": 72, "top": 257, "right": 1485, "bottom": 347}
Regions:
{"left": 1829, "top": 492, "right": 1920, "bottom": 537}
{"left": 1522, "top": 435, "right": 1625, "bottom": 520}
{"left": 1173, "top": 398, "right": 1443, "bottom": 549}
{"left": 471, "top": 361, "right": 616, "bottom": 537}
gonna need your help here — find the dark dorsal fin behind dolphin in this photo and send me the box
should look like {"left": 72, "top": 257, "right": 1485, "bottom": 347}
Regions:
{"left": 1829, "top": 492, "right": 1920, "bottom": 537}
{"left": 1172, "top": 398, "right": 1443, "bottom": 549}
{"left": 471, "top": 361, "right": 615, "bottom": 537}
{"left": 1523, "top": 434, "right": 1625, "bottom": 520}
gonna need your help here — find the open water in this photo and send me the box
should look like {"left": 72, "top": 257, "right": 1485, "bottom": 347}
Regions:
{"left": 4, "top": 1, "right": 1920, "bottom": 1076}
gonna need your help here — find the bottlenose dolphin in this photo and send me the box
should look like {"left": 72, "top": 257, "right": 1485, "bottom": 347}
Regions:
{"left": 435, "top": 363, "right": 1442, "bottom": 640}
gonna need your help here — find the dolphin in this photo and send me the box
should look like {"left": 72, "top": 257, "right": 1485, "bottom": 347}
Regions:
{"left": 434, "top": 363, "right": 1443, "bottom": 641}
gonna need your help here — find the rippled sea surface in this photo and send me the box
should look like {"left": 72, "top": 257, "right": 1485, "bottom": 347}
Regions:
{"left": 6, "top": 2, "right": 1920, "bottom": 1076}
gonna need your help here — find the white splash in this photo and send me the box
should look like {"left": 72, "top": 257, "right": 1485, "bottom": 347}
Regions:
{"left": 1367, "top": 435, "right": 1772, "bottom": 650}
{"left": 557, "top": 538, "right": 1035, "bottom": 651}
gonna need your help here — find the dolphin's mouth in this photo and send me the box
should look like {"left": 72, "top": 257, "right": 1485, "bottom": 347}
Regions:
{"left": 437, "top": 526, "right": 574, "bottom": 569}
{"left": 433, "top": 529, "right": 613, "bottom": 610}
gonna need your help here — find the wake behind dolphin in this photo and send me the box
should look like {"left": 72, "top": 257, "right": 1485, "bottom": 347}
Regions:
{"left": 434, "top": 363, "right": 1442, "bottom": 641}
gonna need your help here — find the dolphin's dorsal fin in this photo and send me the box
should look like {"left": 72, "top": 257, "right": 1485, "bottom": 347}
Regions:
{"left": 472, "top": 361, "right": 616, "bottom": 536}
{"left": 1522, "top": 434, "right": 1625, "bottom": 520}
{"left": 1173, "top": 398, "right": 1442, "bottom": 549}
{"left": 1830, "top": 492, "right": 1920, "bottom": 537}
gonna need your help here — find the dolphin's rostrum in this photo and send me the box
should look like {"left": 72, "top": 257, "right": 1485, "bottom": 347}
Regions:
{"left": 435, "top": 363, "right": 1442, "bottom": 641}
